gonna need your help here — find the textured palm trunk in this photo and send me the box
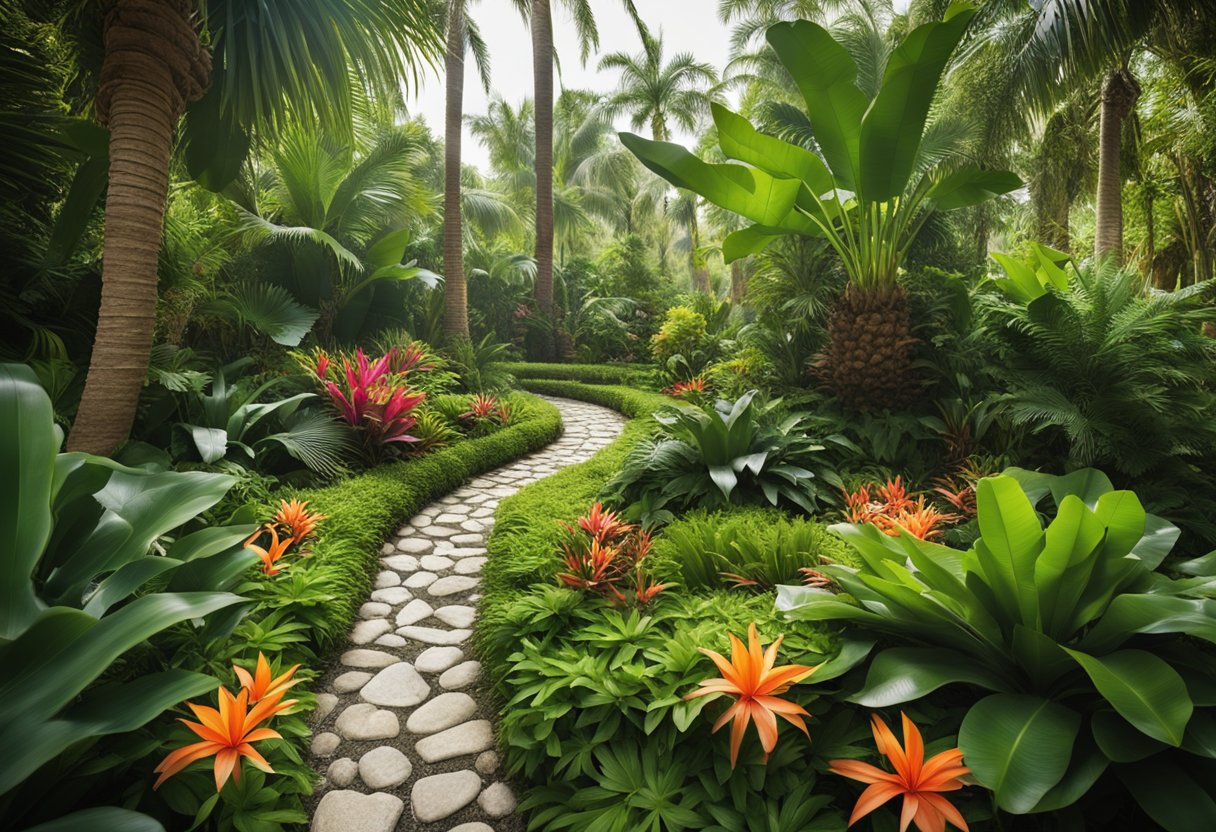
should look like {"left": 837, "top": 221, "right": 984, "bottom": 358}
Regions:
{"left": 531, "top": 0, "right": 556, "bottom": 359}
{"left": 820, "top": 285, "right": 917, "bottom": 412}
{"left": 442, "top": 2, "right": 469, "bottom": 339}
{"left": 730, "top": 260, "right": 746, "bottom": 306}
{"left": 68, "top": 0, "right": 209, "bottom": 454}
{"left": 1094, "top": 69, "right": 1139, "bottom": 263}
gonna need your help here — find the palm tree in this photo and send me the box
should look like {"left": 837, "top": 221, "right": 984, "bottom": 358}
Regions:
{"left": 67, "top": 0, "right": 441, "bottom": 454}
{"left": 444, "top": 0, "right": 492, "bottom": 340}
{"left": 986, "top": 0, "right": 1216, "bottom": 263}
{"left": 515, "top": 0, "right": 645, "bottom": 358}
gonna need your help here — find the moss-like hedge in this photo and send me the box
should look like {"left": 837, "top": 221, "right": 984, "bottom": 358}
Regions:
{"left": 517, "top": 378, "right": 669, "bottom": 417}
{"left": 508, "top": 361, "right": 657, "bottom": 387}
{"left": 294, "top": 392, "right": 562, "bottom": 652}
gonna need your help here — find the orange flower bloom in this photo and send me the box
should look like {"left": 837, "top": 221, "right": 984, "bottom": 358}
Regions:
{"left": 233, "top": 652, "right": 300, "bottom": 704}
{"left": 830, "top": 713, "right": 971, "bottom": 832}
{"left": 684, "top": 623, "right": 816, "bottom": 767}
{"left": 246, "top": 524, "right": 296, "bottom": 575}
{"left": 876, "top": 497, "right": 959, "bottom": 541}
{"left": 274, "top": 498, "right": 325, "bottom": 542}
{"left": 154, "top": 685, "right": 297, "bottom": 792}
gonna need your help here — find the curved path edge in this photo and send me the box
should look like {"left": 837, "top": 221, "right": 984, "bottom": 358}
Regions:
{"left": 308, "top": 396, "right": 626, "bottom": 832}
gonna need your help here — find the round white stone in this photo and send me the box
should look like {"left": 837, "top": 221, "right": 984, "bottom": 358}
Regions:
{"left": 395, "top": 598, "right": 433, "bottom": 627}
{"left": 373, "top": 570, "right": 401, "bottom": 588}
{"left": 326, "top": 757, "right": 357, "bottom": 787}
{"left": 311, "top": 731, "right": 340, "bottom": 756}
{"left": 314, "top": 693, "right": 339, "bottom": 722}
{"left": 403, "top": 571, "right": 438, "bottom": 588}
{"left": 433, "top": 605, "right": 477, "bottom": 628}
{"left": 420, "top": 554, "right": 455, "bottom": 571}
{"left": 374, "top": 633, "right": 407, "bottom": 647}
{"left": 350, "top": 619, "right": 392, "bottom": 644}
{"left": 397, "top": 626, "right": 472, "bottom": 646}
{"left": 358, "top": 602, "right": 390, "bottom": 619}
{"left": 313, "top": 790, "right": 404, "bottom": 832}
{"left": 439, "top": 661, "right": 482, "bottom": 691}
{"left": 397, "top": 537, "right": 431, "bottom": 553}
{"left": 478, "top": 782, "right": 517, "bottom": 818}
{"left": 370, "top": 586, "right": 412, "bottom": 605}
{"left": 414, "top": 720, "right": 494, "bottom": 763}
{"left": 421, "top": 525, "right": 461, "bottom": 538}
{"left": 405, "top": 692, "right": 478, "bottom": 734}
{"left": 334, "top": 703, "right": 400, "bottom": 740}
{"left": 382, "top": 554, "right": 420, "bottom": 572}
{"left": 475, "top": 750, "right": 500, "bottom": 775}
{"left": 454, "top": 558, "right": 485, "bottom": 575}
{"left": 357, "top": 745, "right": 413, "bottom": 789}
{"left": 341, "top": 649, "right": 398, "bottom": 669}
{"left": 359, "top": 662, "right": 430, "bottom": 707}
{"left": 410, "top": 770, "right": 482, "bottom": 823}
{"left": 333, "top": 670, "right": 373, "bottom": 693}
{"left": 414, "top": 646, "right": 464, "bottom": 673}
{"left": 428, "top": 576, "right": 479, "bottom": 597}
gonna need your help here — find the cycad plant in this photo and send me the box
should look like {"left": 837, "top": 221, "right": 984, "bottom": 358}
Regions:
{"left": 621, "top": 3, "right": 1020, "bottom": 410}
{"left": 987, "top": 249, "right": 1216, "bottom": 475}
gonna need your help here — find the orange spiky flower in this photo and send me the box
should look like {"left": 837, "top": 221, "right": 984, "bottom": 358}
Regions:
{"left": 233, "top": 652, "right": 300, "bottom": 704}
{"left": 153, "top": 684, "right": 297, "bottom": 792}
{"left": 683, "top": 623, "right": 816, "bottom": 767}
{"left": 663, "top": 376, "right": 708, "bottom": 399}
{"left": 273, "top": 499, "right": 325, "bottom": 542}
{"left": 830, "top": 713, "right": 971, "bottom": 832}
{"left": 569, "top": 501, "right": 634, "bottom": 543}
{"left": 877, "top": 497, "right": 959, "bottom": 541}
{"left": 245, "top": 524, "right": 296, "bottom": 575}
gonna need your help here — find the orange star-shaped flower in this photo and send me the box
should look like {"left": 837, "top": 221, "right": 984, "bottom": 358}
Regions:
{"left": 154, "top": 685, "right": 296, "bottom": 792}
{"left": 245, "top": 524, "right": 295, "bottom": 575}
{"left": 274, "top": 498, "right": 325, "bottom": 542}
{"left": 233, "top": 652, "right": 300, "bottom": 704}
{"left": 830, "top": 713, "right": 971, "bottom": 832}
{"left": 683, "top": 623, "right": 816, "bottom": 767}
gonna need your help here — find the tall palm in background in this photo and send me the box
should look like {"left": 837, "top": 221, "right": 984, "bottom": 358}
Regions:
{"left": 600, "top": 32, "right": 718, "bottom": 292}
{"left": 443, "top": 0, "right": 492, "bottom": 339}
{"left": 515, "top": 0, "right": 646, "bottom": 358}
{"left": 68, "top": 0, "right": 441, "bottom": 454}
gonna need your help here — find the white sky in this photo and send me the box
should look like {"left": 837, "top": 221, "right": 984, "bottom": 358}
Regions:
{"left": 407, "top": 0, "right": 911, "bottom": 171}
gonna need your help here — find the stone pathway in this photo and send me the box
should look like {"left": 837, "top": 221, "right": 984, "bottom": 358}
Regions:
{"left": 310, "top": 396, "right": 625, "bottom": 832}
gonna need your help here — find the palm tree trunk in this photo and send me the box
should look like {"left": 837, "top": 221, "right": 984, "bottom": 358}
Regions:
{"left": 443, "top": 1, "right": 469, "bottom": 340}
{"left": 1094, "top": 68, "right": 1139, "bottom": 263}
{"left": 532, "top": 0, "right": 556, "bottom": 359}
{"left": 68, "top": 0, "right": 209, "bottom": 454}
{"left": 730, "top": 259, "right": 746, "bottom": 306}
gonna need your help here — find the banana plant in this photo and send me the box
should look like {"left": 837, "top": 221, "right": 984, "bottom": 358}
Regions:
{"left": 619, "top": 2, "right": 1021, "bottom": 282}
{"left": 777, "top": 467, "right": 1216, "bottom": 829}
{"left": 0, "top": 363, "right": 253, "bottom": 799}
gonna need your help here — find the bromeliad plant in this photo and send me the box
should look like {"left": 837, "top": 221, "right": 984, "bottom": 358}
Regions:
{"left": 459, "top": 393, "right": 512, "bottom": 436}
{"left": 621, "top": 3, "right": 1020, "bottom": 410}
{"left": 298, "top": 345, "right": 427, "bottom": 460}
{"left": 843, "top": 476, "right": 960, "bottom": 541}
{"left": 556, "top": 503, "right": 668, "bottom": 605}
{"left": 778, "top": 467, "right": 1216, "bottom": 829}
{"left": 603, "top": 390, "right": 848, "bottom": 526}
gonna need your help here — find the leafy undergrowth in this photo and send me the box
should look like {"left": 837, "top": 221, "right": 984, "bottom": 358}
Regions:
{"left": 477, "top": 382, "right": 858, "bottom": 832}
{"left": 510, "top": 362, "right": 658, "bottom": 387}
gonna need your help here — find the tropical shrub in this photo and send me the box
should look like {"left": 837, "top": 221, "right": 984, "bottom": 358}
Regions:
{"left": 458, "top": 393, "right": 513, "bottom": 437}
{"left": 602, "top": 391, "right": 847, "bottom": 525}
{"left": 650, "top": 305, "right": 716, "bottom": 381}
{"left": 706, "top": 345, "right": 777, "bottom": 401}
{"left": 442, "top": 333, "right": 516, "bottom": 393}
{"left": 778, "top": 468, "right": 1216, "bottom": 829}
{"left": 555, "top": 503, "right": 667, "bottom": 604}
{"left": 651, "top": 507, "right": 850, "bottom": 591}
{"left": 0, "top": 364, "right": 251, "bottom": 829}
{"left": 982, "top": 249, "right": 1216, "bottom": 543}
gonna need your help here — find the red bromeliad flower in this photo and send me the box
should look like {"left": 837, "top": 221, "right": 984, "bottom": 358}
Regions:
{"left": 684, "top": 623, "right": 816, "bottom": 767}
{"left": 153, "top": 683, "right": 297, "bottom": 793}
{"left": 569, "top": 501, "right": 634, "bottom": 543}
{"left": 556, "top": 504, "right": 663, "bottom": 604}
{"left": 663, "top": 376, "right": 708, "bottom": 399}
{"left": 830, "top": 713, "right": 971, "bottom": 832}
{"left": 557, "top": 538, "right": 625, "bottom": 595}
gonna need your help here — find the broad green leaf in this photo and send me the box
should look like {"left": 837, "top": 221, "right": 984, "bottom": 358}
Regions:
{"left": 765, "top": 20, "right": 869, "bottom": 189}
{"left": 1129, "top": 513, "right": 1180, "bottom": 570}
{"left": 1093, "top": 490, "right": 1147, "bottom": 559}
{"left": 774, "top": 585, "right": 886, "bottom": 626}
{"left": 219, "top": 282, "right": 319, "bottom": 347}
{"left": 810, "top": 637, "right": 875, "bottom": 683}
{"left": 1027, "top": 732, "right": 1108, "bottom": 813}
{"left": 1091, "top": 709, "right": 1167, "bottom": 762}
{"left": 1011, "top": 625, "right": 1074, "bottom": 689}
{"left": 850, "top": 647, "right": 1006, "bottom": 706}
{"left": 44, "top": 156, "right": 109, "bottom": 267}
{"left": 712, "top": 103, "right": 833, "bottom": 195}
{"left": 1034, "top": 494, "right": 1103, "bottom": 638}
{"left": 1082, "top": 595, "right": 1216, "bottom": 653}
{"left": 958, "top": 694, "right": 1080, "bottom": 813}
{"left": 365, "top": 227, "right": 412, "bottom": 269}
{"left": 619, "top": 133, "right": 805, "bottom": 228}
{"left": 23, "top": 807, "right": 166, "bottom": 832}
{"left": 1177, "top": 550, "right": 1216, "bottom": 577}
{"left": 189, "top": 425, "right": 229, "bottom": 463}
{"left": 1116, "top": 758, "right": 1216, "bottom": 832}
{"left": 183, "top": 82, "right": 249, "bottom": 192}
{"left": 975, "top": 475, "right": 1044, "bottom": 627}
{"left": 0, "top": 363, "right": 57, "bottom": 639}
{"left": 927, "top": 167, "right": 1022, "bottom": 210}
{"left": 167, "top": 525, "right": 258, "bottom": 563}
{"left": 1062, "top": 648, "right": 1192, "bottom": 746}
{"left": 858, "top": 5, "right": 977, "bottom": 201}
{"left": 722, "top": 225, "right": 786, "bottom": 263}
{"left": 991, "top": 253, "right": 1047, "bottom": 303}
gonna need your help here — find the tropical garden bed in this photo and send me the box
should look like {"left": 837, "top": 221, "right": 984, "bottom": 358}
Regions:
{"left": 4, "top": 0, "right": 1216, "bottom": 831}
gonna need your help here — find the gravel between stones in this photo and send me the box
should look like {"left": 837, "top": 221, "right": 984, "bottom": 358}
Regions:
{"left": 309, "top": 397, "right": 625, "bottom": 832}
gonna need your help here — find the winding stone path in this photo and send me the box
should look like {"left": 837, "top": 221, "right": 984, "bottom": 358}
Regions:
{"left": 310, "top": 396, "right": 625, "bottom": 832}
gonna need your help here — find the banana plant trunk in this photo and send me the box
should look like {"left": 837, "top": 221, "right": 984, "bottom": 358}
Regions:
{"left": 531, "top": 0, "right": 556, "bottom": 359}
{"left": 1094, "top": 68, "right": 1139, "bottom": 263}
{"left": 69, "top": 0, "right": 210, "bottom": 454}
{"left": 442, "top": 1, "right": 470, "bottom": 339}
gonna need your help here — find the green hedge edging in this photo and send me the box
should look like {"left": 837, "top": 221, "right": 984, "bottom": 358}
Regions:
{"left": 518, "top": 378, "right": 667, "bottom": 417}
{"left": 293, "top": 392, "right": 562, "bottom": 652}
{"left": 508, "top": 362, "right": 657, "bottom": 387}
